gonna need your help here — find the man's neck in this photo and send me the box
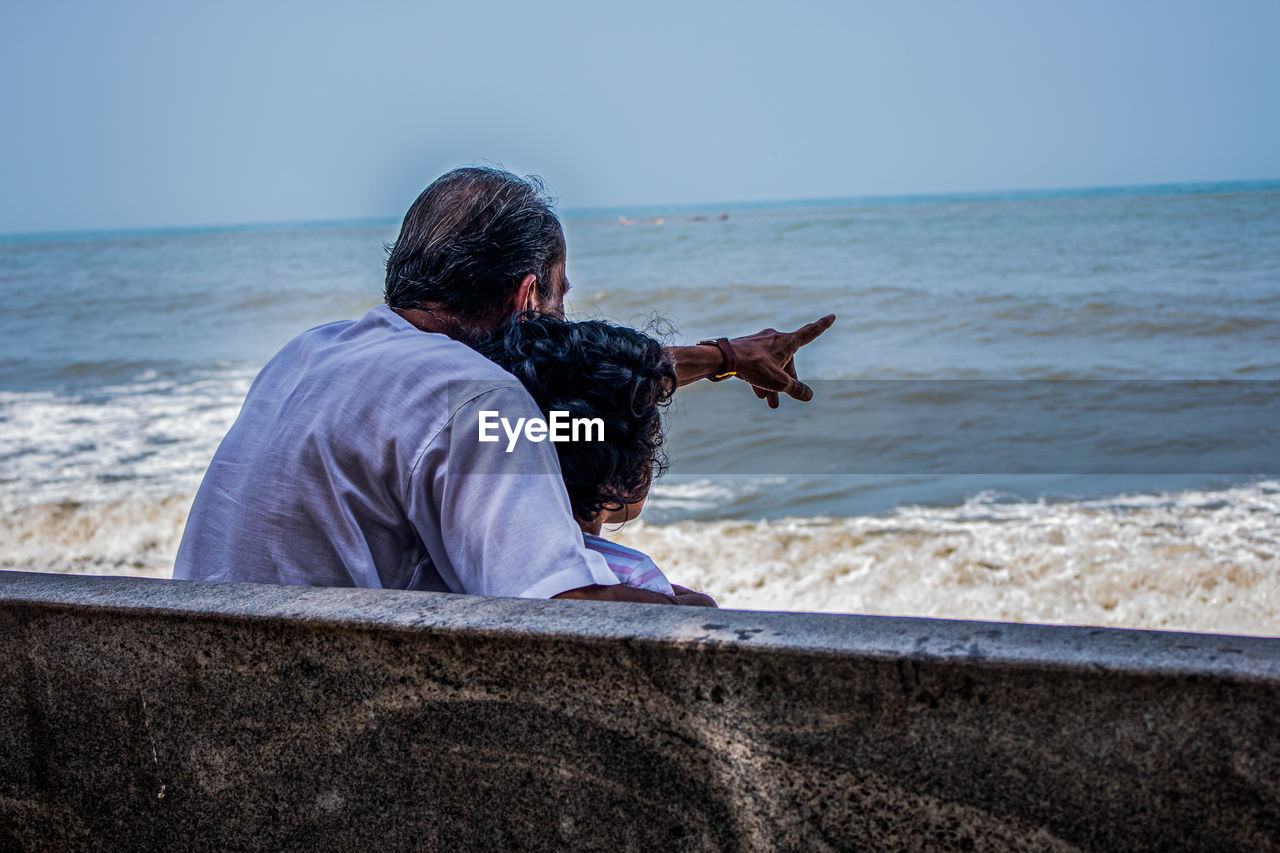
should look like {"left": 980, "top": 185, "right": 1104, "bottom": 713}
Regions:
{"left": 392, "top": 304, "right": 494, "bottom": 343}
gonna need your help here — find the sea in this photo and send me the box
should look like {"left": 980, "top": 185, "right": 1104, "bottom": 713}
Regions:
{"left": 2, "top": 180, "right": 1278, "bottom": 635}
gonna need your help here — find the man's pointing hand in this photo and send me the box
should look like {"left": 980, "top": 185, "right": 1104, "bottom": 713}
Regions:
{"left": 734, "top": 314, "right": 836, "bottom": 408}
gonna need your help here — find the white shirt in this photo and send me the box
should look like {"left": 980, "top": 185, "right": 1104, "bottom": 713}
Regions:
{"left": 174, "top": 305, "right": 619, "bottom": 597}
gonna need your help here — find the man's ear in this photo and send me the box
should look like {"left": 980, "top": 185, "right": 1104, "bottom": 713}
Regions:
{"left": 512, "top": 273, "right": 539, "bottom": 315}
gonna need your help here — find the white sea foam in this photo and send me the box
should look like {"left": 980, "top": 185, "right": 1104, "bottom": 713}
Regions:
{"left": 608, "top": 480, "right": 1280, "bottom": 636}
{"left": 644, "top": 479, "right": 784, "bottom": 512}
{"left": 5, "top": 480, "right": 1278, "bottom": 636}
{"left": 0, "top": 494, "right": 188, "bottom": 578}
{"left": 0, "top": 368, "right": 253, "bottom": 511}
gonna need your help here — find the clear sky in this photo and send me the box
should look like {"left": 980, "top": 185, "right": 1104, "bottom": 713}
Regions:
{"left": 1, "top": 0, "right": 1277, "bottom": 234}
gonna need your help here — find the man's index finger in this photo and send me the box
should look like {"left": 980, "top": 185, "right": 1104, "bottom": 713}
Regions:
{"left": 790, "top": 314, "right": 836, "bottom": 347}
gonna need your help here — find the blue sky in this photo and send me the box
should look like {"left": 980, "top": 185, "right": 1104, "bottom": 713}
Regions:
{"left": 1, "top": 0, "right": 1277, "bottom": 233}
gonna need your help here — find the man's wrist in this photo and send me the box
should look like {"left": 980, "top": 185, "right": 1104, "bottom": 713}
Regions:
{"left": 695, "top": 338, "right": 738, "bottom": 382}
{"left": 667, "top": 343, "right": 727, "bottom": 387}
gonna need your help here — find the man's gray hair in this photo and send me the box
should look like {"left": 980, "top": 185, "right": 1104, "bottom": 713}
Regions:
{"left": 384, "top": 167, "right": 564, "bottom": 322}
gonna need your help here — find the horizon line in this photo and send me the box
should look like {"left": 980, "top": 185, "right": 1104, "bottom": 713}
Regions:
{"left": 3, "top": 176, "right": 1277, "bottom": 243}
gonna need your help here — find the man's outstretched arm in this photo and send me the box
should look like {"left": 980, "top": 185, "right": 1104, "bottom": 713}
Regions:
{"left": 667, "top": 314, "right": 836, "bottom": 408}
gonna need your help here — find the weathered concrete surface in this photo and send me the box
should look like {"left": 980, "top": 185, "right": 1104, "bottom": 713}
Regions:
{"left": 0, "top": 571, "right": 1277, "bottom": 852}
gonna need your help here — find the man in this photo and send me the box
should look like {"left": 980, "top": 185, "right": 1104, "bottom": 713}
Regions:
{"left": 174, "top": 167, "right": 833, "bottom": 605}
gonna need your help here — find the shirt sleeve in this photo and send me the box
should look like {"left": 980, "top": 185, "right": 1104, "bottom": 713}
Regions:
{"left": 405, "top": 383, "right": 621, "bottom": 598}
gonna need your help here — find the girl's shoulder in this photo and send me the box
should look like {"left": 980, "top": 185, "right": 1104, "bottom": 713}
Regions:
{"left": 582, "top": 533, "right": 673, "bottom": 595}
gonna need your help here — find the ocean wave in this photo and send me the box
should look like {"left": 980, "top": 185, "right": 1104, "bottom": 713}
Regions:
{"left": 0, "top": 367, "right": 253, "bottom": 510}
{"left": 608, "top": 480, "right": 1280, "bottom": 636}
{"left": 1027, "top": 316, "right": 1279, "bottom": 340}
{"left": 4, "top": 481, "right": 1278, "bottom": 636}
{"left": 0, "top": 494, "right": 188, "bottom": 578}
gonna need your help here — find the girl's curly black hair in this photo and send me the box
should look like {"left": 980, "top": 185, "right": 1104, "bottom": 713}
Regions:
{"left": 474, "top": 315, "right": 676, "bottom": 523}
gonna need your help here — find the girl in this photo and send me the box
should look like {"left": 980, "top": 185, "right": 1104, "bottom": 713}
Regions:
{"left": 476, "top": 315, "right": 696, "bottom": 599}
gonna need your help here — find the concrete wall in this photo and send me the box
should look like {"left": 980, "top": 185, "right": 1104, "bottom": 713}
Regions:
{"left": 1, "top": 570, "right": 1278, "bottom": 852}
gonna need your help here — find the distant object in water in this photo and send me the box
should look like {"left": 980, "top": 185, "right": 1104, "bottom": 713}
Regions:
{"left": 618, "top": 213, "right": 728, "bottom": 226}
